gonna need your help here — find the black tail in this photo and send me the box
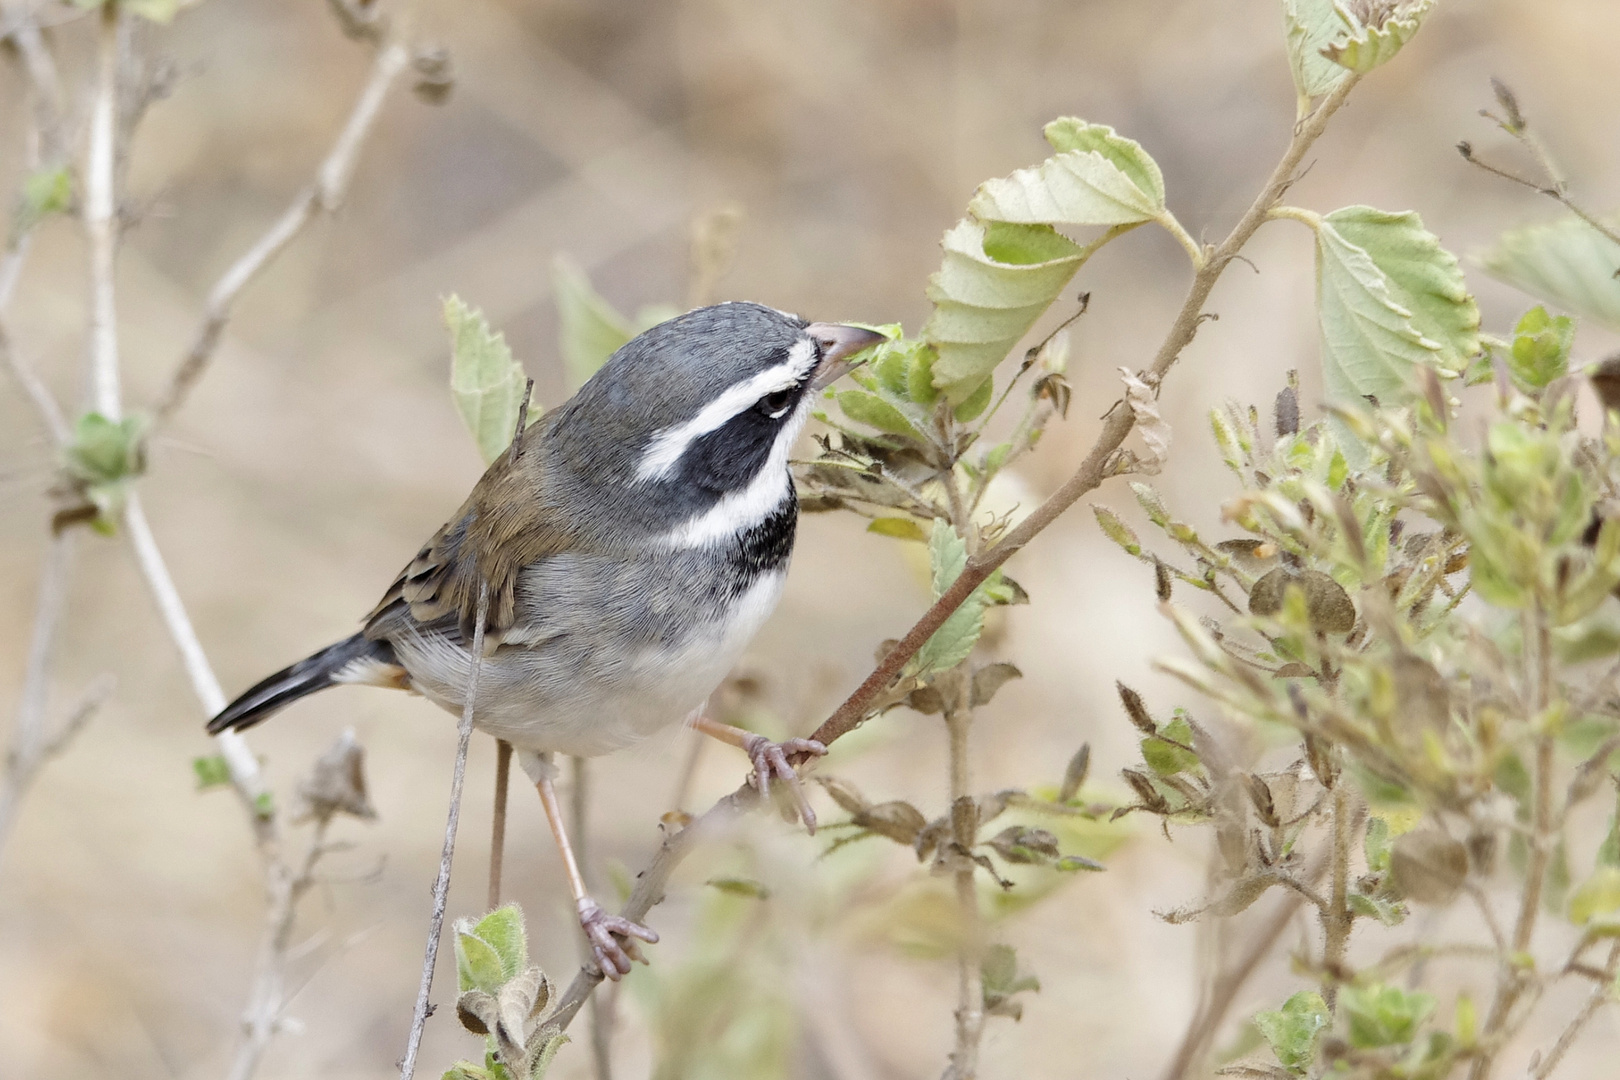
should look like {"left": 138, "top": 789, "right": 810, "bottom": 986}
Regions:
{"left": 207, "top": 634, "right": 392, "bottom": 734}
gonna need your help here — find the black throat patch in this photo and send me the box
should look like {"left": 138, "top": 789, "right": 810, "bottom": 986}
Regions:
{"left": 729, "top": 489, "right": 797, "bottom": 581}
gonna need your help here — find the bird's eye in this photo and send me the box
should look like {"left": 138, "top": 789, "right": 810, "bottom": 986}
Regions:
{"left": 757, "top": 387, "right": 797, "bottom": 418}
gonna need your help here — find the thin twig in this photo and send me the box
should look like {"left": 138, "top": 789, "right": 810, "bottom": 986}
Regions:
{"left": 2, "top": 6, "right": 69, "bottom": 163}
{"left": 942, "top": 673, "right": 985, "bottom": 1080}
{"left": 1527, "top": 940, "right": 1620, "bottom": 1080}
{"left": 570, "top": 755, "right": 614, "bottom": 1080}
{"left": 489, "top": 739, "right": 512, "bottom": 910}
{"left": 226, "top": 818, "right": 336, "bottom": 1080}
{"left": 151, "top": 39, "right": 410, "bottom": 426}
{"left": 399, "top": 581, "right": 490, "bottom": 1080}
{"left": 0, "top": 532, "right": 87, "bottom": 863}
{"left": 0, "top": 315, "right": 70, "bottom": 443}
{"left": 84, "top": 1, "right": 122, "bottom": 419}
{"left": 1320, "top": 784, "right": 1356, "bottom": 1010}
{"left": 806, "top": 74, "right": 1363, "bottom": 752}
{"left": 125, "top": 494, "right": 274, "bottom": 840}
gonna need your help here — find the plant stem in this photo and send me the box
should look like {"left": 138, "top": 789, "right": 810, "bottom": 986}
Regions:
{"left": 570, "top": 755, "right": 615, "bottom": 1080}
{"left": 942, "top": 673, "right": 985, "bottom": 1080}
{"left": 1528, "top": 940, "right": 1620, "bottom": 1080}
{"left": 1321, "top": 783, "right": 1355, "bottom": 1011}
{"left": 399, "top": 582, "right": 490, "bottom": 1080}
{"left": 808, "top": 74, "right": 1363, "bottom": 751}
{"left": 1469, "top": 603, "right": 1556, "bottom": 1080}
{"left": 84, "top": 1, "right": 121, "bottom": 419}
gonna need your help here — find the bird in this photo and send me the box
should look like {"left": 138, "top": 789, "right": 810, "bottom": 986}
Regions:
{"left": 206, "top": 302, "right": 886, "bottom": 977}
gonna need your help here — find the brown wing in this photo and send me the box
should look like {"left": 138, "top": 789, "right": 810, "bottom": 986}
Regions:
{"left": 362, "top": 445, "right": 582, "bottom": 647}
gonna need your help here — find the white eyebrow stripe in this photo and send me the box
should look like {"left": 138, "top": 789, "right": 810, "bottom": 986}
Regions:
{"left": 634, "top": 337, "right": 818, "bottom": 482}
{"left": 660, "top": 400, "right": 811, "bottom": 547}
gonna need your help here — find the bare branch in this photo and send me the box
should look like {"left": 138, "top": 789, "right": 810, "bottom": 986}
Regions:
{"left": 807, "top": 74, "right": 1363, "bottom": 752}
{"left": 1528, "top": 940, "right": 1620, "bottom": 1080}
{"left": 1, "top": 4, "right": 69, "bottom": 164}
{"left": 0, "top": 313, "right": 69, "bottom": 444}
{"left": 399, "top": 581, "right": 490, "bottom": 1080}
{"left": 124, "top": 494, "right": 275, "bottom": 843}
{"left": 84, "top": 2, "right": 123, "bottom": 419}
{"left": 151, "top": 39, "right": 410, "bottom": 426}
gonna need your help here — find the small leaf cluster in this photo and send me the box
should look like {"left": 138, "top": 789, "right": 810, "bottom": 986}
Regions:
{"left": 442, "top": 906, "right": 567, "bottom": 1080}
{"left": 52, "top": 411, "right": 147, "bottom": 534}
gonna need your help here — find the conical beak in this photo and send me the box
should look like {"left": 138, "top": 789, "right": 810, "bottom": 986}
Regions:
{"left": 806, "top": 323, "right": 888, "bottom": 390}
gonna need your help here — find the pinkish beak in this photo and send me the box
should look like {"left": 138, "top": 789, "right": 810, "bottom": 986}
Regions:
{"left": 806, "top": 323, "right": 888, "bottom": 390}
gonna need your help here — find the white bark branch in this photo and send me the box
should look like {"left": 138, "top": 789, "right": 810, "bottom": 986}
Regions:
{"left": 153, "top": 39, "right": 409, "bottom": 425}
{"left": 84, "top": 2, "right": 122, "bottom": 419}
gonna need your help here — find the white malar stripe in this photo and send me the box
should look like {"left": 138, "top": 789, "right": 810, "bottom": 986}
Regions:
{"left": 661, "top": 399, "right": 811, "bottom": 548}
{"left": 635, "top": 337, "right": 818, "bottom": 482}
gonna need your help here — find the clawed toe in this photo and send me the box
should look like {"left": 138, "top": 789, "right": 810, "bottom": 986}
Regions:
{"left": 578, "top": 898, "right": 658, "bottom": 980}
{"left": 743, "top": 735, "right": 828, "bottom": 834}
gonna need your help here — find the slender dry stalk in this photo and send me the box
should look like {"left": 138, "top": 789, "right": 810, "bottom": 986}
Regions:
{"left": 1528, "top": 940, "right": 1620, "bottom": 1080}
{"left": 399, "top": 582, "right": 490, "bottom": 1080}
{"left": 151, "top": 38, "right": 410, "bottom": 425}
{"left": 569, "top": 755, "right": 615, "bottom": 1080}
{"left": 225, "top": 818, "right": 336, "bottom": 1080}
{"left": 942, "top": 675, "right": 985, "bottom": 1080}
{"left": 806, "top": 74, "right": 1362, "bottom": 752}
{"left": 84, "top": 2, "right": 122, "bottom": 419}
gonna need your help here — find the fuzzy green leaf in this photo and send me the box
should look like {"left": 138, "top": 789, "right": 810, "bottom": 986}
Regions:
{"left": 1322, "top": 1, "right": 1434, "bottom": 74}
{"left": 970, "top": 120, "right": 1164, "bottom": 226}
{"left": 1093, "top": 505, "right": 1142, "bottom": 556}
{"left": 446, "top": 296, "right": 535, "bottom": 465}
{"left": 1283, "top": 0, "right": 1352, "bottom": 101}
{"left": 1311, "top": 209, "right": 1462, "bottom": 412}
{"left": 1482, "top": 215, "right": 1620, "bottom": 331}
{"left": 1568, "top": 866, "right": 1620, "bottom": 925}
{"left": 1508, "top": 305, "right": 1574, "bottom": 389}
{"left": 867, "top": 516, "right": 930, "bottom": 542}
{"left": 1325, "top": 207, "right": 1479, "bottom": 369}
{"left": 910, "top": 520, "right": 988, "bottom": 675}
{"left": 1342, "top": 983, "right": 1435, "bottom": 1048}
{"left": 1255, "top": 991, "right": 1330, "bottom": 1073}
{"left": 192, "top": 755, "right": 231, "bottom": 791}
{"left": 923, "top": 219, "right": 1087, "bottom": 403}
{"left": 13, "top": 165, "right": 72, "bottom": 236}
{"left": 1141, "top": 716, "right": 1200, "bottom": 776}
{"left": 836, "top": 389, "right": 925, "bottom": 438}
{"left": 552, "top": 256, "right": 628, "bottom": 387}
{"left": 454, "top": 906, "right": 528, "bottom": 993}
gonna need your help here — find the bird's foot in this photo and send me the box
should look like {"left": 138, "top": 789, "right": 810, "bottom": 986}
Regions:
{"left": 577, "top": 897, "right": 657, "bottom": 980}
{"left": 742, "top": 734, "right": 828, "bottom": 834}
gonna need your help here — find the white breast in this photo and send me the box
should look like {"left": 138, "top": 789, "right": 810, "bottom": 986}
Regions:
{"left": 394, "top": 569, "right": 788, "bottom": 758}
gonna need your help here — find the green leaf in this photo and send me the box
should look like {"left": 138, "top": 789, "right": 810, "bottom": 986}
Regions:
{"left": 441, "top": 1063, "right": 498, "bottom": 1080}
{"left": 454, "top": 907, "right": 528, "bottom": 994}
{"left": 867, "top": 516, "right": 930, "bottom": 542}
{"left": 1324, "top": 207, "right": 1479, "bottom": 369}
{"left": 1341, "top": 983, "right": 1435, "bottom": 1048}
{"left": 446, "top": 296, "right": 535, "bottom": 465}
{"left": 970, "top": 120, "right": 1165, "bottom": 226}
{"left": 1141, "top": 716, "right": 1200, "bottom": 776}
{"left": 551, "top": 255, "right": 632, "bottom": 387}
{"left": 125, "top": 0, "right": 180, "bottom": 22}
{"left": 192, "top": 755, "right": 231, "bottom": 791}
{"left": 707, "top": 876, "right": 771, "bottom": 899}
{"left": 836, "top": 389, "right": 924, "bottom": 438}
{"left": 1311, "top": 209, "right": 1457, "bottom": 412}
{"left": 1283, "top": 0, "right": 1352, "bottom": 103}
{"left": 922, "top": 219, "right": 1088, "bottom": 403}
{"left": 953, "top": 375, "right": 994, "bottom": 422}
{"left": 1568, "top": 866, "right": 1620, "bottom": 925}
{"left": 13, "top": 165, "right": 72, "bottom": 236}
{"left": 1322, "top": 0, "right": 1434, "bottom": 74}
{"left": 1507, "top": 305, "right": 1574, "bottom": 389}
{"left": 1255, "top": 990, "right": 1330, "bottom": 1073}
{"left": 1092, "top": 505, "right": 1142, "bottom": 556}
{"left": 1364, "top": 815, "right": 1393, "bottom": 872}
{"left": 910, "top": 519, "right": 988, "bottom": 675}
{"left": 1481, "top": 215, "right": 1620, "bottom": 331}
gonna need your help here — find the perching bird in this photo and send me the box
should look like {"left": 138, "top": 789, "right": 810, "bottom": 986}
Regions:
{"left": 207, "top": 303, "right": 885, "bottom": 976}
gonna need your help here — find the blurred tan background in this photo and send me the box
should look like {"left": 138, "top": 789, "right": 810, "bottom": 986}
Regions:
{"left": 3, "top": 0, "right": 1620, "bottom": 1077}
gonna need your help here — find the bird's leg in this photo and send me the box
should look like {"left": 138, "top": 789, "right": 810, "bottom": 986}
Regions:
{"left": 691, "top": 714, "right": 827, "bottom": 833}
{"left": 532, "top": 759, "right": 657, "bottom": 979}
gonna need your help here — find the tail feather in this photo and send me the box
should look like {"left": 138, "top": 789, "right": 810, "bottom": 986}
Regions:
{"left": 207, "top": 634, "right": 395, "bottom": 734}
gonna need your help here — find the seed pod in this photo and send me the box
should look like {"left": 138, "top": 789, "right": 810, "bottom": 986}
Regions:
{"left": 1249, "top": 568, "right": 1356, "bottom": 633}
{"left": 1154, "top": 557, "right": 1173, "bottom": 601}
{"left": 986, "top": 826, "right": 1061, "bottom": 864}
{"left": 1059, "top": 744, "right": 1091, "bottom": 803}
{"left": 1274, "top": 383, "right": 1300, "bottom": 437}
{"left": 1243, "top": 774, "right": 1279, "bottom": 828}
{"left": 1117, "top": 681, "right": 1157, "bottom": 734}
{"left": 857, "top": 800, "right": 929, "bottom": 845}
{"left": 1389, "top": 829, "right": 1469, "bottom": 904}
